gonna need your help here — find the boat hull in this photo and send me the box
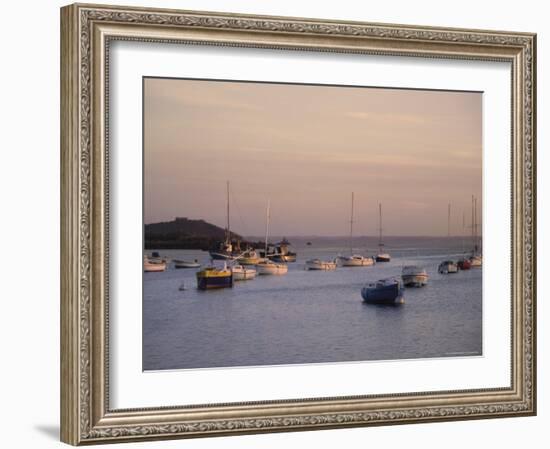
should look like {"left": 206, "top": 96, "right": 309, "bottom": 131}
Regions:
{"left": 375, "top": 254, "right": 391, "bottom": 262}
{"left": 256, "top": 263, "right": 288, "bottom": 275}
{"left": 361, "top": 282, "right": 404, "bottom": 305}
{"left": 239, "top": 257, "right": 261, "bottom": 265}
{"left": 174, "top": 260, "right": 201, "bottom": 269}
{"left": 144, "top": 262, "right": 166, "bottom": 272}
{"left": 438, "top": 262, "right": 458, "bottom": 274}
{"left": 457, "top": 259, "right": 471, "bottom": 270}
{"left": 271, "top": 254, "right": 297, "bottom": 263}
{"left": 305, "top": 260, "right": 337, "bottom": 270}
{"left": 470, "top": 256, "right": 482, "bottom": 267}
{"left": 232, "top": 267, "right": 257, "bottom": 280}
{"left": 402, "top": 274, "right": 428, "bottom": 287}
{"left": 196, "top": 269, "right": 233, "bottom": 290}
{"left": 338, "top": 256, "right": 374, "bottom": 267}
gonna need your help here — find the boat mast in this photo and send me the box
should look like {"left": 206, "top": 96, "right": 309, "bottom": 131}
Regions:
{"left": 448, "top": 203, "right": 451, "bottom": 237}
{"left": 474, "top": 196, "right": 478, "bottom": 254}
{"left": 462, "top": 210, "right": 465, "bottom": 253}
{"left": 471, "top": 194, "right": 475, "bottom": 252}
{"left": 349, "top": 192, "right": 354, "bottom": 255}
{"left": 378, "top": 203, "right": 383, "bottom": 250}
{"left": 226, "top": 180, "right": 230, "bottom": 243}
{"left": 264, "top": 200, "right": 270, "bottom": 256}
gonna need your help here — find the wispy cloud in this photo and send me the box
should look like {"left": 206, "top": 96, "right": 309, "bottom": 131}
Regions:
{"left": 345, "top": 111, "right": 430, "bottom": 125}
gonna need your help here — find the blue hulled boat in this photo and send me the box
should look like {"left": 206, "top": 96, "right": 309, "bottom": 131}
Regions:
{"left": 361, "top": 278, "right": 404, "bottom": 305}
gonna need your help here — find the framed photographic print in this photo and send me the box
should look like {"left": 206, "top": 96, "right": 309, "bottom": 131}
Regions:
{"left": 60, "top": 3, "right": 536, "bottom": 445}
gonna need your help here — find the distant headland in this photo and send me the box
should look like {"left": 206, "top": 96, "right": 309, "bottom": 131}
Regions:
{"left": 144, "top": 217, "right": 259, "bottom": 250}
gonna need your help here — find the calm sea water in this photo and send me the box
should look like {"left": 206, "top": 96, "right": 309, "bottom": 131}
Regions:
{"left": 143, "top": 236, "right": 482, "bottom": 370}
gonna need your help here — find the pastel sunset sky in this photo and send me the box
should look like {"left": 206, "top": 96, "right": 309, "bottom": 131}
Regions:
{"left": 144, "top": 78, "right": 482, "bottom": 237}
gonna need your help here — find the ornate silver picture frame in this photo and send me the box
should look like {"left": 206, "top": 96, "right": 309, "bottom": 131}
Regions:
{"left": 60, "top": 3, "right": 536, "bottom": 445}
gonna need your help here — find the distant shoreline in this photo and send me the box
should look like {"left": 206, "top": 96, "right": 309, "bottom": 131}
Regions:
{"left": 145, "top": 235, "right": 480, "bottom": 251}
{"left": 144, "top": 217, "right": 479, "bottom": 250}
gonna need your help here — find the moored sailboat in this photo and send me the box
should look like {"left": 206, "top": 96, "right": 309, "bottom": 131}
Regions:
{"left": 209, "top": 181, "right": 236, "bottom": 261}
{"left": 337, "top": 192, "right": 375, "bottom": 267}
{"left": 256, "top": 259, "right": 289, "bottom": 275}
{"left": 375, "top": 203, "right": 391, "bottom": 262}
{"left": 255, "top": 200, "right": 288, "bottom": 276}
{"left": 469, "top": 195, "right": 483, "bottom": 267}
{"left": 305, "top": 259, "right": 337, "bottom": 271}
{"left": 457, "top": 210, "right": 471, "bottom": 270}
{"left": 339, "top": 254, "right": 375, "bottom": 267}
{"left": 231, "top": 264, "right": 257, "bottom": 280}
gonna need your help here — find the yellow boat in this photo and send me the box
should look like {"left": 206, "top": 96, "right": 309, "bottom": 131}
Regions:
{"left": 196, "top": 265, "right": 233, "bottom": 290}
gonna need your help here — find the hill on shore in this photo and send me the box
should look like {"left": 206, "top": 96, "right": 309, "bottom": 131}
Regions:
{"left": 145, "top": 217, "right": 247, "bottom": 250}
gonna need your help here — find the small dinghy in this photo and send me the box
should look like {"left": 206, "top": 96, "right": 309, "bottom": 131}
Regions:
{"left": 401, "top": 266, "right": 429, "bottom": 287}
{"left": 305, "top": 259, "right": 337, "bottom": 271}
{"left": 438, "top": 260, "right": 458, "bottom": 274}
{"left": 361, "top": 278, "right": 404, "bottom": 305}
{"left": 173, "top": 259, "right": 201, "bottom": 269}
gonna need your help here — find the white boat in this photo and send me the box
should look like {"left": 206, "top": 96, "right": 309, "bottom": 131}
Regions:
{"left": 256, "top": 259, "right": 288, "bottom": 275}
{"left": 305, "top": 259, "right": 337, "bottom": 270}
{"left": 401, "top": 266, "right": 429, "bottom": 287}
{"left": 339, "top": 192, "right": 374, "bottom": 268}
{"left": 256, "top": 201, "right": 288, "bottom": 276}
{"left": 231, "top": 264, "right": 257, "bottom": 280}
{"left": 470, "top": 255, "right": 482, "bottom": 267}
{"left": 438, "top": 260, "right": 458, "bottom": 274}
{"left": 144, "top": 256, "right": 167, "bottom": 272}
{"left": 173, "top": 259, "right": 201, "bottom": 269}
{"left": 338, "top": 255, "right": 374, "bottom": 267}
